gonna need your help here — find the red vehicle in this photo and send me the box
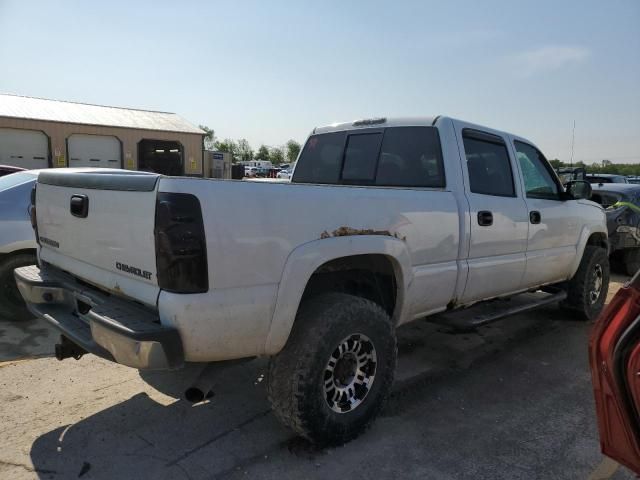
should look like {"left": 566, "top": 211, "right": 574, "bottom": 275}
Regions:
{"left": 590, "top": 270, "right": 640, "bottom": 474}
{"left": 0, "top": 165, "right": 27, "bottom": 177}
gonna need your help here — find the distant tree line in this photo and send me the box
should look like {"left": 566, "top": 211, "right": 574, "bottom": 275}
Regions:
{"left": 199, "top": 125, "right": 301, "bottom": 165}
{"left": 549, "top": 158, "right": 640, "bottom": 176}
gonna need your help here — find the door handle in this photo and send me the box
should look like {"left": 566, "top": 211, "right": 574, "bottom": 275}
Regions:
{"left": 529, "top": 211, "right": 541, "bottom": 224}
{"left": 477, "top": 210, "right": 493, "bottom": 226}
{"left": 70, "top": 194, "right": 89, "bottom": 218}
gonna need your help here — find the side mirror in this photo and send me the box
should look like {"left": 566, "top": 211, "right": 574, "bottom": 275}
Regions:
{"left": 566, "top": 180, "right": 592, "bottom": 200}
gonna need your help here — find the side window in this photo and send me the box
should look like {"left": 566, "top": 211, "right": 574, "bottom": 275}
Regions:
{"left": 463, "top": 131, "right": 515, "bottom": 197}
{"left": 514, "top": 141, "right": 559, "bottom": 199}
{"left": 291, "top": 132, "right": 346, "bottom": 184}
{"left": 375, "top": 127, "right": 445, "bottom": 188}
{"left": 341, "top": 133, "right": 382, "bottom": 182}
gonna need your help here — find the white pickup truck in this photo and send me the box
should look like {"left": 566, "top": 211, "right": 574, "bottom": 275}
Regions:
{"left": 15, "top": 116, "right": 608, "bottom": 444}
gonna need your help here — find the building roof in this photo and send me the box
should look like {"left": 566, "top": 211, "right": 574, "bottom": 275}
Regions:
{"left": 0, "top": 93, "right": 204, "bottom": 135}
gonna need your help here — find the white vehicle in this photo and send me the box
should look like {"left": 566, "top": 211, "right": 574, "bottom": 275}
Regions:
{"left": 276, "top": 169, "right": 292, "bottom": 179}
{"left": 16, "top": 116, "right": 608, "bottom": 444}
{"left": 244, "top": 166, "right": 258, "bottom": 177}
{"left": 0, "top": 170, "right": 38, "bottom": 319}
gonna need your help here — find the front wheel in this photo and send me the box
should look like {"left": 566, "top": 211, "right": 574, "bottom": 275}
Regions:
{"left": 267, "top": 293, "right": 397, "bottom": 445}
{"left": 561, "top": 246, "right": 609, "bottom": 321}
{"left": 0, "top": 253, "right": 37, "bottom": 321}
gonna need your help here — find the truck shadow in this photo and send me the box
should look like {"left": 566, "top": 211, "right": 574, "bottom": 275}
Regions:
{"left": 29, "top": 358, "right": 291, "bottom": 479}
{"left": 27, "top": 301, "right": 575, "bottom": 479}
{"left": 0, "top": 315, "right": 57, "bottom": 362}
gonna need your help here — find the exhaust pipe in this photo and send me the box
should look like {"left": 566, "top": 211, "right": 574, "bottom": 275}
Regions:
{"left": 54, "top": 336, "right": 87, "bottom": 361}
{"left": 184, "top": 358, "right": 254, "bottom": 403}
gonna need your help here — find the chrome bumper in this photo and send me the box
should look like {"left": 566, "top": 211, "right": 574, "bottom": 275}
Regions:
{"left": 14, "top": 264, "right": 183, "bottom": 370}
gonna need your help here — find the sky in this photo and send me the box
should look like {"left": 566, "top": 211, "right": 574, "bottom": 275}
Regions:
{"left": 0, "top": 0, "right": 638, "bottom": 163}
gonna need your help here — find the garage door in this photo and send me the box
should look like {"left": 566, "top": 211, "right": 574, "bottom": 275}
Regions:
{"left": 68, "top": 134, "right": 121, "bottom": 168}
{"left": 0, "top": 128, "right": 49, "bottom": 169}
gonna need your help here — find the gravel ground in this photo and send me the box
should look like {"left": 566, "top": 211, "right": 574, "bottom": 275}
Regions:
{"left": 0, "top": 274, "right": 634, "bottom": 479}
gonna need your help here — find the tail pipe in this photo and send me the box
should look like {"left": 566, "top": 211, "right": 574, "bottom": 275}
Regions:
{"left": 54, "top": 336, "right": 87, "bottom": 361}
{"left": 184, "top": 358, "right": 254, "bottom": 403}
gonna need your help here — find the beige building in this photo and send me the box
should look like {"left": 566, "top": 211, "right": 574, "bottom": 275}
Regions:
{"left": 0, "top": 93, "right": 205, "bottom": 176}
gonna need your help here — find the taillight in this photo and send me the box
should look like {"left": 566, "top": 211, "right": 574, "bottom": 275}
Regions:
{"left": 154, "top": 192, "right": 208, "bottom": 293}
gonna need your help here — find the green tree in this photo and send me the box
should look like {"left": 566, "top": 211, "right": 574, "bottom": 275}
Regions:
{"left": 214, "top": 138, "right": 238, "bottom": 159}
{"left": 255, "top": 145, "right": 270, "bottom": 161}
{"left": 199, "top": 125, "right": 216, "bottom": 150}
{"left": 236, "top": 138, "right": 253, "bottom": 162}
{"left": 286, "top": 140, "right": 301, "bottom": 163}
{"left": 549, "top": 159, "right": 563, "bottom": 169}
{"left": 270, "top": 147, "right": 285, "bottom": 165}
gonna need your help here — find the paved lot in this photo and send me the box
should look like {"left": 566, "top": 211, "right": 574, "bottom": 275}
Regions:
{"left": 0, "top": 274, "right": 635, "bottom": 479}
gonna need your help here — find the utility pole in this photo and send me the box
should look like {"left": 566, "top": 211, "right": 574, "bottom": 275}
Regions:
{"left": 570, "top": 120, "right": 576, "bottom": 168}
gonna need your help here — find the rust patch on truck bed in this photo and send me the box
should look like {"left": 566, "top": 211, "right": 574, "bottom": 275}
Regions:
{"left": 320, "top": 226, "right": 406, "bottom": 241}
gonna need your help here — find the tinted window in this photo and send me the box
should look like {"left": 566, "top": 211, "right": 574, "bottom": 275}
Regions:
{"left": 376, "top": 127, "right": 444, "bottom": 188}
{"left": 342, "top": 133, "right": 382, "bottom": 182}
{"left": 588, "top": 176, "right": 613, "bottom": 184}
{"left": 514, "top": 141, "right": 559, "bottom": 199}
{"left": 291, "top": 132, "right": 346, "bottom": 184}
{"left": 463, "top": 133, "right": 515, "bottom": 197}
{"left": 293, "top": 127, "right": 445, "bottom": 187}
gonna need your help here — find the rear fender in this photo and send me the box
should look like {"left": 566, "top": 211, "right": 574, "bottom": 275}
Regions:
{"left": 263, "top": 235, "right": 413, "bottom": 355}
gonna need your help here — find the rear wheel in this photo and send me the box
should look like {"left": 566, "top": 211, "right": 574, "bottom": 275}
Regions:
{"left": 562, "top": 246, "right": 609, "bottom": 321}
{"left": 267, "top": 293, "right": 396, "bottom": 445}
{"left": 0, "top": 253, "right": 37, "bottom": 321}
{"left": 623, "top": 249, "right": 640, "bottom": 276}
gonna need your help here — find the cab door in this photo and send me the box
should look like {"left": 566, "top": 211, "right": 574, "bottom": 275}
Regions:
{"left": 589, "top": 271, "right": 640, "bottom": 475}
{"left": 455, "top": 126, "right": 529, "bottom": 304}
{"left": 511, "top": 140, "right": 580, "bottom": 287}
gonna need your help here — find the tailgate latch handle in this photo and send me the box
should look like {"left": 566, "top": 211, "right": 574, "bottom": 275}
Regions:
{"left": 70, "top": 195, "right": 89, "bottom": 218}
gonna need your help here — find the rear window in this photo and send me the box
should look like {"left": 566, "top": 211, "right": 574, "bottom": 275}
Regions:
{"left": 591, "top": 191, "right": 626, "bottom": 208}
{"left": 292, "top": 126, "right": 445, "bottom": 188}
{"left": 588, "top": 176, "right": 614, "bottom": 184}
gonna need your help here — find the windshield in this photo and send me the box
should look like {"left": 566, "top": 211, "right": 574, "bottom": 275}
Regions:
{"left": 0, "top": 172, "right": 37, "bottom": 192}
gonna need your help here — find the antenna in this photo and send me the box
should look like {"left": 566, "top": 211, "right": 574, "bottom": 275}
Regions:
{"left": 570, "top": 120, "right": 575, "bottom": 167}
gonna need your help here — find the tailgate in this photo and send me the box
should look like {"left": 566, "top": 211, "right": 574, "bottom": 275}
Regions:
{"left": 36, "top": 170, "right": 161, "bottom": 306}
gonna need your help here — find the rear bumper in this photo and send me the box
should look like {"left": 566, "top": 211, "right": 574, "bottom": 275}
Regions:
{"left": 14, "top": 264, "right": 184, "bottom": 370}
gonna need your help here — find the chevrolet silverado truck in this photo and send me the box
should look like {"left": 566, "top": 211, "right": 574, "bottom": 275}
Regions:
{"left": 15, "top": 116, "right": 609, "bottom": 444}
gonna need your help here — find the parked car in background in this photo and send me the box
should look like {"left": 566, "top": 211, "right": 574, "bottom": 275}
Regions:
{"left": 587, "top": 174, "right": 629, "bottom": 184}
{"left": 276, "top": 168, "right": 292, "bottom": 179}
{"left": 0, "top": 165, "right": 27, "bottom": 177}
{"left": 591, "top": 183, "right": 640, "bottom": 275}
{"left": 589, "top": 269, "right": 640, "bottom": 475}
{"left": 244, "top": 166, "right": 258, "bottom": 177}
{"left": 627, "top": 176, "right": 640, "bottom": 185}
{"left": 0, "top": 170, "right": 39, "bottom": 320}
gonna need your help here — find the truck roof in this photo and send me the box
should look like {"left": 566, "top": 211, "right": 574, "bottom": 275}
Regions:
{"left": 312, "top": 116, "right": 531, "bottom": 145}
{"left": 313, "top": 116, "right": 439, "bottom": 134}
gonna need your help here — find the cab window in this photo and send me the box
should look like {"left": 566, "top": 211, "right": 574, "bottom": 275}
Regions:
{"left": 514, "top": 141, "right": 560, "bottom": 200}
{"left": 462, "top": 130, "right": 515, "bottom": 197}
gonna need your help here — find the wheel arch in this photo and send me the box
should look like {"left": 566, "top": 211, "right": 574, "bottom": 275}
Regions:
{"left": 569, "top": 226, "right": 609, "bottom": 279}
{"left": 263, "top": 235, "right": 413, "bottom": 355}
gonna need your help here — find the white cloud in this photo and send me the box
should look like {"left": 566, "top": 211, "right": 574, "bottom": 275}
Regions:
{"left": 512, "top": 46, "right": 590, "bottom": 77}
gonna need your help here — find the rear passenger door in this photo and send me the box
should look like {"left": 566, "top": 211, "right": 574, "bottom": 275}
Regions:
{"left": 457, "top": 128, "right": 529, "bottom": 303}
{"left": 512, "top": 140, "right": 579, "bottom": 287}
